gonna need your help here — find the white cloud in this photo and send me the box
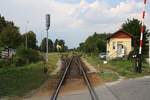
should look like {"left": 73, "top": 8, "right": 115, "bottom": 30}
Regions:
{"left": 110, "top": 1, "right": 137, "bottom": 15}
{"left": 0, "top": 0, "right": 149, "bottom": 48}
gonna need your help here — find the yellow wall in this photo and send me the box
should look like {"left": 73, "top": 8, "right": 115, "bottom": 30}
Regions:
{"left": 106, "top": 38, "right": 132, "bottom": 60}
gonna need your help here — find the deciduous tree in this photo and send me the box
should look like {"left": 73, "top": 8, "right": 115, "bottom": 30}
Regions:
{"left": 0, "top": 23, "right": 22, "bottom": 48}
{"left": 121, "top": 18, "right": 150, "bottom": 55}
{"left": 22, "top": 31, "right": 37, "bottom": 49}
{"left": 40, "top": 38, "right": 53, "bottom": 52}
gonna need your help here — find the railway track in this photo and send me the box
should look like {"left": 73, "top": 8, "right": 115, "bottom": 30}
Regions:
{"left": 50, "top": 55, "right": 99, "bottom": 100}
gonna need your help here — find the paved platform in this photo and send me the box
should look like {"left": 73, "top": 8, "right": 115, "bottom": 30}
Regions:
{"left": 24, "top": 76, "right": 150, "bottom": 100}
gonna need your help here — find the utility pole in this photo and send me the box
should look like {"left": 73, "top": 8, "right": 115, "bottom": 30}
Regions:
{"left": 25, "top": 33, "right": 28, "bottom": 49}
{"left": 25, "top": 21, "right": 29, "bottom": 49}
{"left": 45, "top": 14, "right": 50, "bottom": 63}
{"left": 40, "top": 31, "right": 43, "bottom": 51}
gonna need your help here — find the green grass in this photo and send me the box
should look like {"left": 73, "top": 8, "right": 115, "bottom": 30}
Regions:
{"left": 99, "top": 72, "right": 119, "bottom": 82}
{"left": 47, "top": 53, "right": 61, "bottom": 73}
{"left": 0, "top": 53, "right": 61, "bottom": 98}
{"left": 84, "top": 55, "right": 102, "bottom": 67}
{"left": 83, "top": 54, "right": 150, "bottom": 79}
{"left": 83, "top": 54, "right": 107, "bottom": 70}
{"left": 0, "top": 62, "right": 49, "bottom": 98}
{"left": 108, "top": 59, "right": 133, "bottom": 76}
{"left": 108, "top": 59, "right": 150, "bottom": 78}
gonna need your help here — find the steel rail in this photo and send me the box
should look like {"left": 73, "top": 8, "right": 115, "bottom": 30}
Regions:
{"left": 76, "top": 57, "right": 99, "bottom": 100}
{"left": 50, "top": 56, "right": 74, "bottom": 100}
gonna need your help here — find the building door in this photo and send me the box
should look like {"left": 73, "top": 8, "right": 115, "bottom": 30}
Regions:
{"left": 117, "top": 44, "right": 124, "bottom": 58}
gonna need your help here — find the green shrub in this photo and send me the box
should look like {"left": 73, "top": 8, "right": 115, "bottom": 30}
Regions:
{"left": 0, "top": 62, "right": 49, "bottom": 97}
{"left": 13, "top": 47, "right": 42, "bottom": 66}
{"left": 0, "top": 59, "right": 12, "bottom": 68}
{"left": 0, "top": 60, "right": 6, "bottom": 68}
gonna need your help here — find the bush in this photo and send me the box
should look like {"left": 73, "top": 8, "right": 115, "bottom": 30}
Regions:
{"left": 0, "top": 60, "right": 6, "bottom": 68}
{"left": 0, "top": 59, "right": 14, "bottom": 68}
{"left": 13, "top": 47, "right": 42, "bottom": 66}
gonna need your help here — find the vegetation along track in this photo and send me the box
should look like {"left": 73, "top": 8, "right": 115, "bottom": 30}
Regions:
{"left": 50, "top": 55, "right": 99, "bottom": 100}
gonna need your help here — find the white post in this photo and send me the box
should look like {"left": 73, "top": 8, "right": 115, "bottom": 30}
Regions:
{"left": 46, "top": 30, "right": 48, "bottom": 62}
{"left": 40, "top": 31, "right": 43, "bottom": 51}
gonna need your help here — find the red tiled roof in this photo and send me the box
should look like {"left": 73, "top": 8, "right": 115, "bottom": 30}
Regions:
{"left": 107, "top": 30, "right": 133, "bottom": 40}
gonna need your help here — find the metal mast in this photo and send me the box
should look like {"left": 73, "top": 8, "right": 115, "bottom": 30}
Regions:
{"left": 45, "top": 14, "right": 50, "bottom": 62}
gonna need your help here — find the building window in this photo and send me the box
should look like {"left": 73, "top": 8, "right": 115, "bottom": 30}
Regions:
{"left": 113, "top": 42, "right": 116, "bottom": 49}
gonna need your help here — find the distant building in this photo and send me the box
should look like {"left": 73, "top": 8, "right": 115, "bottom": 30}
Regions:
{"left": 0, "top": 47, "right": 16, "bottom": 59}
{"left": 106, "top": 30, "right": 132, "bottom": 60}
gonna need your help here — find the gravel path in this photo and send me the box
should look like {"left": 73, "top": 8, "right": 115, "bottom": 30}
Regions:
{"left": 51, "top": 59, "right": 62, "bottom": 75}
{"left": 81, "top": 58, "right": 97, "bottom": 73}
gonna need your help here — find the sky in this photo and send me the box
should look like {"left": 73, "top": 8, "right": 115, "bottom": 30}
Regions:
{"left": 0, "top": 0, "right": 150, "bottom": 48}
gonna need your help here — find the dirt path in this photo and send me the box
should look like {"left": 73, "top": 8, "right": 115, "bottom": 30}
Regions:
{"left": 81, "top": 58, "right": 97, "bottom": 73}
{"left": 51, "top": 59, "right": 62, "bottom": 75}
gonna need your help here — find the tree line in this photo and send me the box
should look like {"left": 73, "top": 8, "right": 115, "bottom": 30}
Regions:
{"left": 77, "top": 18, "right": 150, "bottom": 56}
{"left": 40, "top": 38, "right": 68, "bottom": 52}
{"left": 0, "top": 15, "right": 37, "bottom": 49}
{"left": 1, "top": 14, "right": 149, "bottom": 55}
{"left": 0, "top": 15, "right": 68, "bottom": 52}
{"left": 77, "top": 33, "right": 108, "bottom": 53}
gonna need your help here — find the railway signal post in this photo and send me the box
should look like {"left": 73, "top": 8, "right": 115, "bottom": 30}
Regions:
{"left": 45, "top": 14, "right": 50, "bottom": 63}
